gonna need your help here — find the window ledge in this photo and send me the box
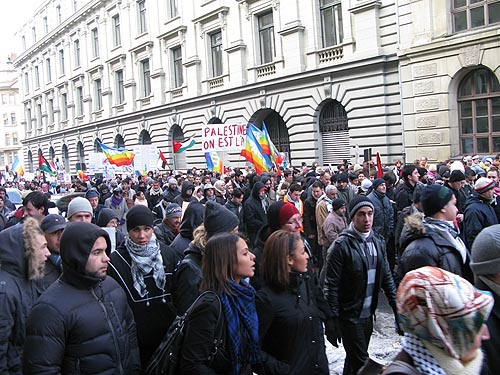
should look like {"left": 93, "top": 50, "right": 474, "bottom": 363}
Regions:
{"left": 135, "top": 32, "right": 148, "bottom": 40}
{"left": 75, "top": 114, "right": 84, "bottom": 120}
{"left": 137, "top": 95, "right": 153, "bottom": 105}
{"left": 113, "top": 103, "right": 126, "bottom": 112}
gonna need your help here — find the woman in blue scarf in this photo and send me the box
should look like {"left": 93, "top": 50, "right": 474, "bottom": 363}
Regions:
{"left": 179, "top": 232, "right": 261, "bottom": 375}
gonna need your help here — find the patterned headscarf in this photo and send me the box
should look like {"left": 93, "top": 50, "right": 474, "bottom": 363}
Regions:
{"left": 397, "top": 266, "right": 493, "bottom": 359}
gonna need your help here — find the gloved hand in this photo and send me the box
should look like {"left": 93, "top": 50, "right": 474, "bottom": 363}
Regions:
{"left": 325, "top": 318, "right": 342, "bottom": 347}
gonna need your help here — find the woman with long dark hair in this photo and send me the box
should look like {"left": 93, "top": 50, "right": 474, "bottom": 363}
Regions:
{"left": 179, "top": 232, "right": 260, "bottom": 375}
{"left": 256, "top": 230, "right": 330, "bottom": 375}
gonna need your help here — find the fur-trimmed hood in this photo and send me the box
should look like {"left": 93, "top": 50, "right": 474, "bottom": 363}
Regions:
{"left": 399, "top": 212, "right": 426, "bottom": 251}
{"left": 0, "top": 217, "right": 44, "bottom": 280}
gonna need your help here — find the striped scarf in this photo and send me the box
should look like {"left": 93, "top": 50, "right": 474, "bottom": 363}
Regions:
{"left": 219, "top": 279, "right": 260, "bottom": 375}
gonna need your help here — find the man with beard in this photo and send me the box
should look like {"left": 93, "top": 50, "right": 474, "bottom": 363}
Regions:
{"left": 23, "top": 222, "right": 141, "bottom": 374}
{"left": 146, "top": 180, "right": 163, "bottom": 210}
{"left": 154, "top": 203, "right": 182, "bottom": 247}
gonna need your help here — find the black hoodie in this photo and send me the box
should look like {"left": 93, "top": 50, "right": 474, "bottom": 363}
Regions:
{"left": 243, "top": 182, "right": 268, "bottom": 246}
{"left": 23, "top": 222, "right": 141, "bottom": 374}
{"left": 170, "top": 201, "right": 205, "bottom": 258}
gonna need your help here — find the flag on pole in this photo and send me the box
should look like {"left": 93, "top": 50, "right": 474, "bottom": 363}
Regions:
{"left": 205, "top": 151, "right": 223, "bottom": 174}
{"left": 39, "top": 154, "right": 56, "bottom": 176}
{"left": 158, "top": 150, "right": 167, "bottom": 169}
{"left": 98, "top": 142, "right": 135, "bottom": 166}
{"left": 77, "top": 170, "right": 89, "bottom": 182}
{"left": 240, "top": 126, "right": 269, "bottom": 175}
{"left": 262, "top": 123, "right": 283, "bottom": 168}
{"left": 173, "top": 137, "right": 195, "bottom": 154}
{"left": 376, "top": 152, "right": 383, "bottom": 178}
{"left": 11, "top": 156, "right": 24, "bottom": 176}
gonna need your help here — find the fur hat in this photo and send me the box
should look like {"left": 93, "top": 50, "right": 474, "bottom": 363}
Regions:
{"left": 204, "top": 201, "right": 239, "bottom": 238}
{"left": 475, "top": 177, "right": 496, "bottom": 195}
{"left": 397, "top": 266, "right": 493, "bottom": 359}
{"left": 126, "top": 205, "right": 154, "bottom": 231}
{"left": 470, "top": 224, "right": 500, "bottom": 275}
{"left": 67, "top": 197, "right": 93, "bottom": 219}
{"left": 348, "top": 195, "right": 374, "bottom": 219}
{"left": 420, "top": 185, "right": 453, "bottom": 217}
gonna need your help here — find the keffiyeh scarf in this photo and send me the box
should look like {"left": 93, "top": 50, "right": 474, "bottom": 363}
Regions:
{"left": 126, "top": 235, "right": 166, "bottom": 297}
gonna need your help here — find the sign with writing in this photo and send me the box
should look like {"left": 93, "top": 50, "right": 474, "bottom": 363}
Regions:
{"left": 133, "top": 145, "right": 158, "bottom": 172}
{"left": 202, "top": 123, "right": 247, "bottom": 152}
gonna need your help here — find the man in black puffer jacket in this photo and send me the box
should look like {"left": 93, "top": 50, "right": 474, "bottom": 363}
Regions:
{"left": 23, "top": 222, "right": 141, "bottom": 374}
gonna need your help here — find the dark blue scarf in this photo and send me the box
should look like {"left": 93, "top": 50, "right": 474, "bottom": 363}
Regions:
{"left": 219, "top": 279, "right": 260, "bottom": 375}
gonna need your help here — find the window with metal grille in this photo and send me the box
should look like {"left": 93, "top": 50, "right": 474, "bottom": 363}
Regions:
{"left": 458, "top": 68, "right": 500, "bottom": 154}
{"left": 319, "top": 100, "right": 350, "bottom": 165}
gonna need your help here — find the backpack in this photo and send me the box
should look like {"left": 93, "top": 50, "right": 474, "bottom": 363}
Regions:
{"left": 145, "top": 291, "right": 224, "bottom": 375}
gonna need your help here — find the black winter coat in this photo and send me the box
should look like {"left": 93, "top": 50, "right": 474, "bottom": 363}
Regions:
{"left": 23, "top": 222, "right": 141, "bottom": 375}
{"left": 464, "top": 193, "right": 498, "bottom": 249}
{"left": 172, "top": 242, "right": 203, "bottom": 315}
{"left": 395, "top": 180, "right": 415, "bottom": 214}
{"left": 243, "top": 182, "right": 268, "bottom": 247}
{"left": 476, "top": 278, "right": 500, "bottom": 375}
{"left": 324, "top": 228, "right": 397, "bottom": 321}
{"left": 107, "top": 242, "right": 180, "bottom": 366}
{"left": 397, "top": 214, "right": 473, "bottom": 283}
{"left": 367, "top": 190, "right": 394, "bottom": 239}
{"left": 170, "top": 201, "right": 205, "bottom": 258}
{"left": 179, "top": 292, "right": 253, "bottom": 375}
{"left": 0, "top": 222, "right": 43, "bottom": 374}
{"left": 256, "top": 273, "right": 329, "bottom": 375}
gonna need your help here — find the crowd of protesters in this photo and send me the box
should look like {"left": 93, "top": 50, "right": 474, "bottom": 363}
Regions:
{"left": 1, "top": 153, "right": 500, "bottom": 374}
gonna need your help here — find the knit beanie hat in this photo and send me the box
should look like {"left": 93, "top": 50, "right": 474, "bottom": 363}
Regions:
{"left": 331, "top": 198, "right": 346, "bottom": 212}
{"left": 348, "top": 195, "right": 374, "bottom": 219}
{"left": 204, "top": 201, "right": 239, "bottom": 238}
{"left": 360, "top": 179, "right": 372, "bottom": 192}
{"left": 420, "top": 185, "right": 453, "bottom": 217}
{"left": 475, "top": 177, "right": 496, "bottom": 195}
{"left": 337, "top": 173, "right": 348, "bottom": 183}
{"left": 67, "top": 197, "right": 93, "bottom": 219}
{"left": 168, "top": 178, "right": 178, "bottom": 185}
{"left": 267, "top": 201, "right": 299, "bottom": 232}
{"left": 85, "top": 189, "right": 100, "bottom": 199}
{"left": 372, "top": 178, "right": 385, "bottom": 191}
{"left": 97, "top": 208, "right": 119, "bottom": 227}
{"left": 448, "top": 170, "right": 466, "bottom": 183}
{"left": 397, "top": 266, "right": 493, "bottom": 359}
{"left": 470, "top": 224, "right": 500, "bottom": 275}
{"left": 165, "top": 203, "right": 182, "bottom": 218}
{"left": 126, "top": 205, "right": 154, "bottom": 231}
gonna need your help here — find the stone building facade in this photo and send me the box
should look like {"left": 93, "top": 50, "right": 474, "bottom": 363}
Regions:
{"left": 14, "top": 0, "right": 405, "bottom": 173}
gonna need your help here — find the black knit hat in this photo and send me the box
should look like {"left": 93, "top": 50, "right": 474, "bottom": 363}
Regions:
{"left": 204, "top": 201, "right": 239, "bottom": 238}
{"left": 449, "top": 170, "right": 466, "bottom": 183}
{"left": 420, "top": 185, "right": 454, "bottom": 217}
{"left": 337, "top": 173, "right": 349, "bottom": 183}
{"left": 126, "top": 205, "right": 155, "bottom": 231}
{"left": 331, "top": 198, "right": 346, "bottom": 212}
{"left": 348, "top": 195, "right": 374, "bottom": 219}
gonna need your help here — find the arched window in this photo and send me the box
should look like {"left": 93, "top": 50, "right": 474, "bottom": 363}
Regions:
{"left": 171, "top": 125, "right": 187, "bottom": 171}
{"left": 27, "top": 150, "right": 33, "bottom": 173}
{"left": 319, "top": 100, "right": 350, "bottom": 164}
{"left": 139, "top": 129, "right": 152, "bottom": 145}
{"left": 248, "top": 109, "right": 290, "bottom": 163}
{"left": 94, "top": 138, "right": 102, "bottom": 153}
{"left": 62, "top": 144, "right": 69, "bottom": 172}
{"left": 76, "top": 141, "right": 86, "bottom": 170}
{"left": 114, "top": 134, "right": 125, "bottom": 148}
{"left": 49, "top": 146, "right": 55, "bottom": 161}
{"left": 458, "top": 68, "right": 500, "bottom": 154}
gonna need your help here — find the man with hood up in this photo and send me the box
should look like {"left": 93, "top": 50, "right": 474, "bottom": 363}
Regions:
{"left": 169, "top": 201, "right": 205, "bottom": 258}
{"left": 0, "top": 217, "right": 51, "bottom": 374}
{"left": 23, "top": 222, "right": 141, "bottom": 374}
{"left": 243, "top": 181, "right": 268, "bottom": 246}
{"left": 174, "top": 180, "right": 196, "bottom": 208}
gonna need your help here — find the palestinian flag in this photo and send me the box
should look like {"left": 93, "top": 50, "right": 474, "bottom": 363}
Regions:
{"left": 173, "top": 137, "right": 195, "bottom": 154}
{"left": 39, "top": 154, "right": 56, "bottom": 176}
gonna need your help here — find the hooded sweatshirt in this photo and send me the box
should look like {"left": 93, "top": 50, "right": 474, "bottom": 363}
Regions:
{"left": 170, "top": 201, "right": 205, "bottom": 258}
{"left": 23, "top": 222, "right": 141, "bottom": 374}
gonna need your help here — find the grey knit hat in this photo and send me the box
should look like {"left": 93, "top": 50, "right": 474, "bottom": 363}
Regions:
{"left": 204, "top": 201, "right": 239, "bottom": 238}
{"left": 348, "top": 195, "right": 374, "bottom": 219}
{"left": 67, "top": 197, "right": 93, "bottom": 219}
{"left": 470, "top": 224, "right": 500, "bottom": 276}
{"left": 165, "top": 203, "right": 182, "bottom": 218}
